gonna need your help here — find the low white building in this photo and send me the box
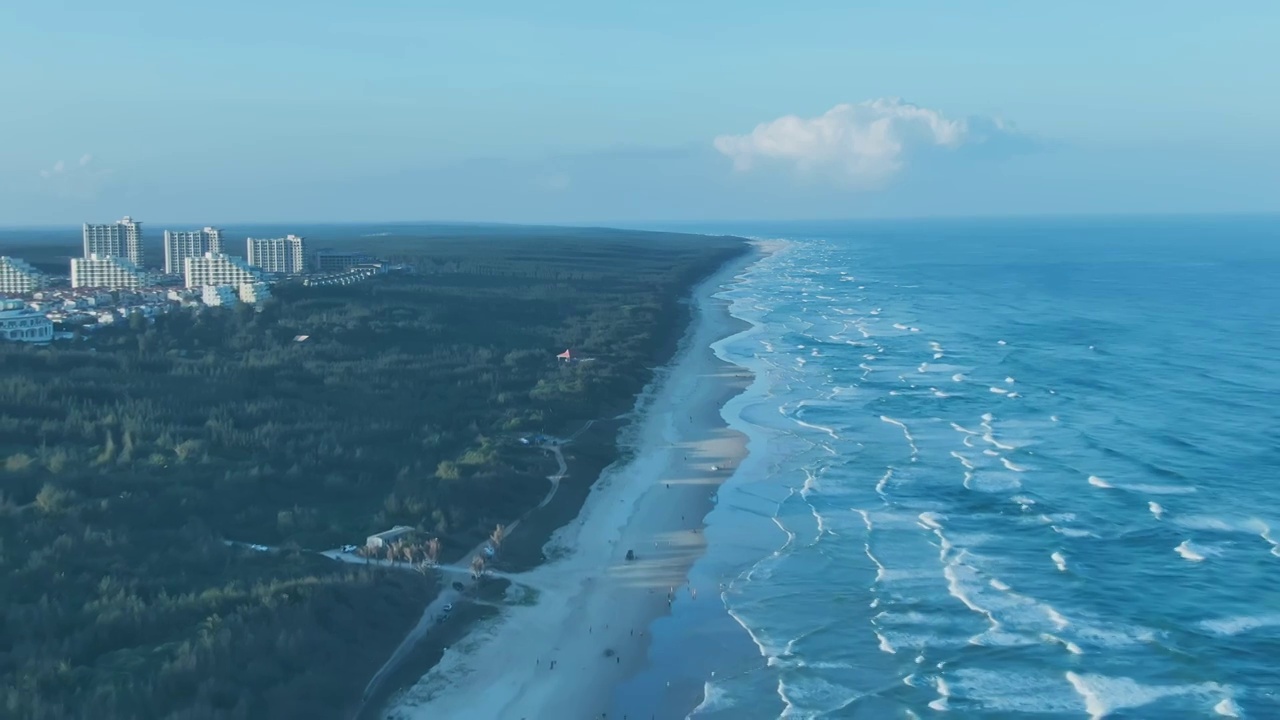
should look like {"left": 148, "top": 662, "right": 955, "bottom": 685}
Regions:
{"left": 0, "top": 299, "right": 54, "bottom": 342}
{"left": 71, "top": 254, "right": 151, "bottom": 289}
{"left": 184, "top": 252, "right": 262, "bottom": 289}
{"left": 0, "top": 257, "right": 48, "bottom": 294}
{"left": 201, "top": 285, "right": 239, "bottom": 307}
{"left": 239, "top": 281, "right": 272, "bottom": 304}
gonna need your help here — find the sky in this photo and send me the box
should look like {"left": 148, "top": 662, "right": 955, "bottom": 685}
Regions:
{"left": 1, "top": 1, "right": 1277, "bottom": 226}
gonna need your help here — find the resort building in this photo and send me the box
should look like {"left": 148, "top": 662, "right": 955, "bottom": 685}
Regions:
{"left": 238, "top": 281, "right": 272, "bottom": 304}
{"left": 247, "top": 235, "right": 306, "bottom": 274}
{"left": 163, "top": 227, "right": 224, "bottom": 274}
{"left": 70, "top": 254, "right": 151, "bottom": 289}
{"left": 314, "top": 250, "right": 373, "bottom": 273}
{"left": 83, "top": 217, "right": 144, "bottom": 267}
{"left": 0, "top": 299, "right": 54, "bottom": 343}
{"left": 201, "top": 285, "right": 239, "bottom": 307}
{"left": 0, "top": 256, "right": 49, "bottom": 294}
{"left": 183, "top": 252, "right": 262, "bottom": 289}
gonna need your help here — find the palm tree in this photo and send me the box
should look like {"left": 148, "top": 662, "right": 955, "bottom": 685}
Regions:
{"left": 426, "top": 538, "right": 441, "bottom": 565}
{"left": 490, "top": 523, "right": 505, "bottom": 550}
{"left": 470, "top": 554, "right": 486, "bottom": 579}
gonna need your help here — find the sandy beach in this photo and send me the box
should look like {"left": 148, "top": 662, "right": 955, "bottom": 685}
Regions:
{"left": 383, "top": 248, "right": 759, "bottom": 720}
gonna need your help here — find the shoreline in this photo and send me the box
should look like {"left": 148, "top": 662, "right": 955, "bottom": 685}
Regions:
{"left": 381, "top": 245, "right": 763, "bottom": 719}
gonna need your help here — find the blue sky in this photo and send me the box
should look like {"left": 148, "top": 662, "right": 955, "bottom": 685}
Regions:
{"left": 2, "top": 1, "right": 1277, "bottom": 225}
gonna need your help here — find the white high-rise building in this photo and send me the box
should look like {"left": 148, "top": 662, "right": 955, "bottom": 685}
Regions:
{"left": 83, "top": 217, "right": 144, "bottom": 267}
{"left": 70, "top": 254, "right": 151, "bottom": 289}
{"left": 0, "top": 256, "right": 49, "bottom": 294}
{"left": 163, "top": 227, "right": 224, "bottom": 274}
{"left": 183, "top": 252, "right": 262, "bottom": 289}
{"left": 247, "top": 234, "right": 306, "bottom": 274}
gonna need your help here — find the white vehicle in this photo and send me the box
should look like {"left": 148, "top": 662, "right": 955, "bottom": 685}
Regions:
{"left": 442, "top": 603, "right": 453, "bottom": 613}
{"left": 341, "top": 544, "right": 358, "bottom": 553}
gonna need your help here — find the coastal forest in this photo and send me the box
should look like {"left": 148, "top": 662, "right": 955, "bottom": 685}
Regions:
{"left": 0, "top": 227, "right": 745, "bottom": 719}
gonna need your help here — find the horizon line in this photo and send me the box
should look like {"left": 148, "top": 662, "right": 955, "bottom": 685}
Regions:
{"left": 1, "top": 209, "right": 1277, "bottom": 233}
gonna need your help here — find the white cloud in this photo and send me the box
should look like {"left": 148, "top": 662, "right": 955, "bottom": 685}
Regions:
{"left": 714, "top": 98, "right": 998, "bottom": 187}
{"left": 38, "top": 154, "right": 113, "bottom": 197}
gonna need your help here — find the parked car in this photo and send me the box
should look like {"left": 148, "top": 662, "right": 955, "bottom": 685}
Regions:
{"left": 341, "top": 544, "right": 357, "bottom": 553}
{"left": 442, "top": 603, "right": 453, "bottom": 613}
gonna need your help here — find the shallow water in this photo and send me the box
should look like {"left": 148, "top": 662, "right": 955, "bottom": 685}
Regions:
{"left": 614, "top": 217, "right": 1280, "bottom": 719}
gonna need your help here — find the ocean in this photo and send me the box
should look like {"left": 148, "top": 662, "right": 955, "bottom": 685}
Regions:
{"left": 614, "top": 216, "right": 1280, "bottom": 719}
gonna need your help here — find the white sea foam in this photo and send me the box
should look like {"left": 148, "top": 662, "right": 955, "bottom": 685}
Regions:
{"left": 1001, "top": 457, "right": 1028, "bottom": 472}
{"left": 876, "top": 631, "right": 897, "bottom": 654}
{"left": 997, "top": 340, "right": 1006, "bottom": 345}
{"left": 1149, "top": 502, "right": 1164, "bottom": 519}
{"left": 952, "top": 373, "right": 966, "bottom": 382}
{"left": 989, "top": 578, "right": 1011, "bottom": 591}
{"left": 1042, "top": 633, "right": 1084, "bottom": 654}
{"left": 990, "top": 386, "right": 1009, "bottom": 394}
{"left": 950, "top": 451, "right": 975, "bottom": 470}
{"left": 893, "top": 322, "right": 908, "bottom": 330}
{"left": 918, "top": 362, "right": 929, "bottom": 373}
{"left": 918, "top": 512, "right": 945, "bottom": 531}
{"left": 929, "top": 676, "right": 951, "bottom": 711}
{"left": 1087, "top": 475, "right": 1112, "bottom": 488}
{"left": 1045, "top": 606, "right": 1070, "bottom": 631}
{"left": 690, "top": 680, "right": 730, "bottom": 715}
{"left": 880, "top": 415, "right": 919, "bottom": 460}
{"left": 1198, "top": 613, "right": 1280, "bottom": 636}
{"left": 1066, "top": 672, "right": 1229, "bottom": 720}
{"left": 932, "top": 388, "right": 950, "bottom": 398}
{"left": 1051, "top": 551, "right": 1068, "bottom": 572}
{"left": 1121, "top": 483, "right": 1197, "bottom": 495}
{"left": 1052, "top": 525, "right": 1096, "bottom": 538}
{"left": 982, "top": 432, "right": 1016, "bottom": 451}
{"left": 1050, "top": 415, "right": 1060, "bottom": 422}
{"left": 951, "top": 422, "right": 978, "bottom": 435}
{"left": 875, "top": 467, "right": 893, "bottom": 498}
{"left": 1215, "top": 698, "right": 1241, "bottom": 717}
{"left": 1254, "top": 520, "right": 1280, "bottom": 557}
{"left": 1175, "top": 540, "right": 1213, "bottom": 562}
{"left": 1005, "top": 376, "right": 1015, "bottom": 384}
{"left": 1012, "top": 496, "right": 1036, "bottom": 510}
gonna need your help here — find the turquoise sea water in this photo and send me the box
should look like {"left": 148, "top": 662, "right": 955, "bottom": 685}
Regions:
{"left": 615, "top": 216, "right": 1280, "bottom": 719}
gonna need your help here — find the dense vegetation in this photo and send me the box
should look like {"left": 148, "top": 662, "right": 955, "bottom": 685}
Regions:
{"left": 0, "top": 227, "right": 745, "bottom": 719}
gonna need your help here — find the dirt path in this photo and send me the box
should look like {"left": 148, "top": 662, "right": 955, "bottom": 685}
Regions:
{"left": 353, "top": 424, "right": 587, "bottom": 716}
